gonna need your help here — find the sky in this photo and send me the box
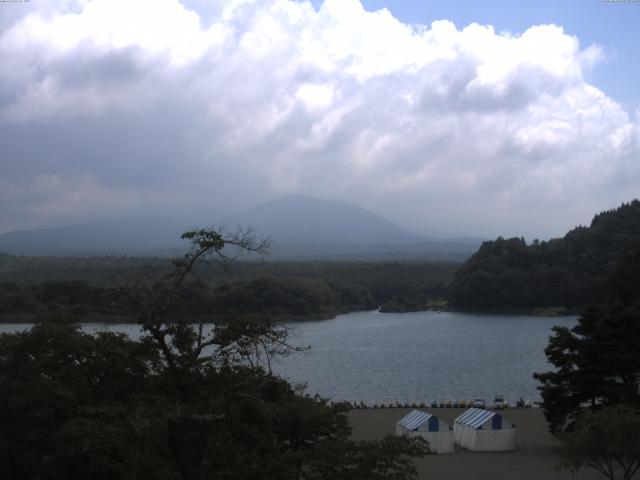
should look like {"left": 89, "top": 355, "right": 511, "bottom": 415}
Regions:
{"left": 0, "top": 0, "right": 639, "bottom": 239}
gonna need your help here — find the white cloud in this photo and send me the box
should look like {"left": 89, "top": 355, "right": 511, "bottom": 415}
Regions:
{"left": 0, "top": 0, "right": 637, "bottom": 237}
{"left": 296, "top": 83, "right": 334, "bottom": 109}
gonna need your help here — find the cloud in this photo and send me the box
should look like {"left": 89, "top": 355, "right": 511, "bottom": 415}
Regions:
{"left": 0, "top": 0, "right": 637, "bottom": 237}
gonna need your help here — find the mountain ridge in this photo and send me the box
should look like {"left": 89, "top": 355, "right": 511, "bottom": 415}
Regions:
{"left": 0, "top": 195, "right": 479, "bottom": 260}
{"left": 220, "top": 194, "right": 427, "bottom": 245}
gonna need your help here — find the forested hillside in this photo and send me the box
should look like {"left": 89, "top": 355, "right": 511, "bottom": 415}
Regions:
{"left": 448, "top": 200, "right": 640, "bottom": 310}
{"left": 0, "top": 259, "right": 457, "bottom": 322}
{"left": 0, "top": 277, "right": 375, "bottom": 323}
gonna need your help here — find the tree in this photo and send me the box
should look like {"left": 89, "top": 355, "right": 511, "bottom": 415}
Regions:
{"left": 533, "top": 302, "right": 640, "bottom": 432}
{"left": 119, "top": 226, "right": 272, "bottom": 375}
{"left": 534, "top": 245, "right": 640, "bottom": 433}
{"left": 0, "top": 323, "right": 168, "bottom": 480}
{"left": 0, "top": 227, "right": 429, "bottom": 479}
{"left": 305, "top": 435, "right": 429, "bottom": 480}
{"left": 556, "top": 406, "right": 640, "bottom": 480}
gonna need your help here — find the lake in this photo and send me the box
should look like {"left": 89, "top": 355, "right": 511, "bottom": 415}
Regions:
{"left": 0, "top": 310, "right": 575, "bottom": 404}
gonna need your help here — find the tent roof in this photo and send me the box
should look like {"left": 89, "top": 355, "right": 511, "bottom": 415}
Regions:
{"left": 455, "top": 408, "right": 498, "bottom": 428}
{"left": 397, "top": 410, "right": 436, "bottom": 431}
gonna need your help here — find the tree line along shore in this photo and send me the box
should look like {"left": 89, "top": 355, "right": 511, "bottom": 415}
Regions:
{"left": 0, "top": 259, "right": 456, "bottom": 323}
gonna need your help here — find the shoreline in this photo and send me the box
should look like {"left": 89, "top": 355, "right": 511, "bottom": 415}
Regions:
{"left": 0, "top": 305, "right": 580, "bottom": 324}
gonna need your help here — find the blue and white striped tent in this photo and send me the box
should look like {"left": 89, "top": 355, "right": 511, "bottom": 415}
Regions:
{"left": 396, "top": 410, "right": 454, "bottom": 454}
{"left": 453, "top": 408, "right": 516, "bottom": 451}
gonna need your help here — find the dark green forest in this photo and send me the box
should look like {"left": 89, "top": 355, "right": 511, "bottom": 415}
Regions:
{"left": 0, "top": 254, "right": 457, "bottom": 322}
{"left": 448, "top": 200, "right": 640, "bottom": 311}
{"left": 0, "top": 278, "right": 374, "bottom": 323}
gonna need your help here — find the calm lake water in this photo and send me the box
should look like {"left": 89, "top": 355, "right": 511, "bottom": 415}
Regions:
{"left": 0, "top": 310, "right": 576, "bottom": 404}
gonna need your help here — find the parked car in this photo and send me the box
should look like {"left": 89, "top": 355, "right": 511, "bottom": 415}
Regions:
{"left": 493, "top": 395, "right": 507, "bottom": 409}
{"left": 472, "top": 398, "right": 486, "bottom": 409}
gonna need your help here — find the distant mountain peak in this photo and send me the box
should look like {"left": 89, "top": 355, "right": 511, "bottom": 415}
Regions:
{"left": 0, "top": 195, "right": 480, "bottom": 260}
{"left": 222, "top": 195, "right": 424, "bottom": 245}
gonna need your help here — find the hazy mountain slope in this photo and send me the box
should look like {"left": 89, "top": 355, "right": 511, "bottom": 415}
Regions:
{"left": 0, "top": 195, "right": 479, "bottom": 260}
{"left": 448, "top": 200, "right": 640, "bottom": 310}
{"left": 221, "top": 194, "right": 425, "bottom": 244}
{"left": 0, "top": 218, "right": 192, "bottom": 256}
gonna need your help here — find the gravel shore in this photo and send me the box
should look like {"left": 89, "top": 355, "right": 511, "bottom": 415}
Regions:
{"left": 348, "top": 408, "right": 601, "bottom": 480}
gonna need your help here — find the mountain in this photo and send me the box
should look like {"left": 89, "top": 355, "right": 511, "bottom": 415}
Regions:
{"left": 220, "top": 195, "right": 480, "bottom": 260}
{"left": 0, "top": 195, "right": 480, "bottom": 260}
{"left": 0, "top": 218, "right": 192, "bottom": 256}
{"left": 447, "top": 200, "right": 640, "bottom": 310}
{"left": 221, "top": 194, "right": 424, "bottom": 245}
